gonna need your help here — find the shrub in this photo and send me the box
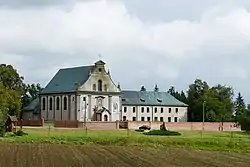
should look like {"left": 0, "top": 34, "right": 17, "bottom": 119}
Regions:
{"left": 14, "top": 130, "right": 28, "bottom": 136}
{"left": 0, "top": 121, "right": 5, "bottom": 137}
{"left": 160, "top": 123, "right": 167, "bottom": 131}
{"left": 143, "top": 130, "right": 181, "bottom": 136}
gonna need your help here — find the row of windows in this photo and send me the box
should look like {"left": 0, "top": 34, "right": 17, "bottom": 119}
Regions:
{"left": 42, "top": 97, "right": 72, "bottom": 110}
{"left": 122, "top": 116, "right": 178, "bottom": 122}
{"left": 123, "top": 107, "right": 179, "bottom": 114}
{"left": 92, "top": 80, "right": 108, "bottom": 91}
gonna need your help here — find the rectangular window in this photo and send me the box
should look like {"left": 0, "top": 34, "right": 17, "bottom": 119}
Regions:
{"left": 154, "top": 108, "right": 157, "bottom": 113}
{"left": 174, "top": 117, "right": 178, "bottom": 122}
{"left": 168, "top": 108, "right": 171, "bottom": 113}
{"left": 161, "top": 108, "right": 164, "bottom": 113}
{"left": 147, "top": 107, "right": 150, "bottom": 113}
{"left": 141, "top": 117, "right": 145, "bottom": 121}
{"left": 141, "top": 107, "right": 144, "bottom": 113}
{"left": 160, "top": 117, "right": 164, "bottom": 122}
{"left": 133, "top": 107, "right": 136, "bottom": 113}
{"left": 175, "top": 108, "right": 179, "bottom": 113}
{"left": 147, "top": 117, "right": 150, "bottom": 121}
{"left": 154, "top": 117, "right": 158, "bottom": 121}
{"left": 124, "top": 107, "right": 127, "bottom": 113}
{"left": 132, "top": 117, "right": 136, "bottom": 121}
{"left": 168, "top": 117, "right": 171, "bottom": 122}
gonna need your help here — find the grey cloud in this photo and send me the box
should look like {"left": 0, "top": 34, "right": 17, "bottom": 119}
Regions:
{"left": 2, "top": 0, "right": 250, "bottom": 103}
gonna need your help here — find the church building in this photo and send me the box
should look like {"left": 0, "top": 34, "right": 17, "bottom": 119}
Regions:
{"left": 23, "top": 60, "right": 188, "bottom": 122}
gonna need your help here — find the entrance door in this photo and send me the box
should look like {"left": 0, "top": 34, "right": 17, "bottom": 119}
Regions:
{"left": 104, "top": 115, "right": 108, "bottom": 121}
{"left": 96, "top": 113, "right": 101, "bottom": 121}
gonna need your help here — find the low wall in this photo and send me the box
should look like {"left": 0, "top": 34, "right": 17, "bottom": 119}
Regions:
{"left": 17, "top": 119, "right": 44, "bottom": 127}
{"left": 127, "top": 121, "right": 241, "bottom": 131}
{"left": 54, "top": 120, "right": 78, "bottom": 128}
{"left": 54, "top": 121, "right": 119, "bottom": 129}
{"left": 79, "top": 121, "right": 119, "bottom": 130}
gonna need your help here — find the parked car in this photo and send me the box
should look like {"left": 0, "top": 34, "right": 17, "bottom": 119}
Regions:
{"left": 139, "top": 125, "right": 151, "bottom": 130}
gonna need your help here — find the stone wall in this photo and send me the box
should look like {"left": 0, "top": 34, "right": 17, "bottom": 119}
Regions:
{"left": 127, "top": 121, "right": 241, "bottom": 131}
{"left": 78, "top": 121, "right": 119, "bottom": 130}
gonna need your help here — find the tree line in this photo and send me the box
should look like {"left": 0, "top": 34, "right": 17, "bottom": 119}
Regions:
{"left": 0, "top": 64, "right": 250, "bottom": 131}
{"left": 0, "top": 64, "right": 42, "bottom": 133}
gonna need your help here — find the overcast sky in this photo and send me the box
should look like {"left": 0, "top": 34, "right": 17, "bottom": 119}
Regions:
{"left": 1, "top": 0, "right": 250, "bottom": 102}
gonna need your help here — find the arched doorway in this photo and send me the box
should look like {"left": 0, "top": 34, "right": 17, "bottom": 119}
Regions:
{"left": 104, "top": 114, "right": 108, "bottom": 121}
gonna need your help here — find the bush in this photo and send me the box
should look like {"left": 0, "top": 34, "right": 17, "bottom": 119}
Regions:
{"left": 0, "top": 124, "right": 5, "bottom": 137}
{"left": 14, "top": 130, "right": 28, "bottom": 136}
{"left": 143, "top": 130, "right": 181, "bottom": 136}
{"left": 160, "top": 123, "right": 167, "bottom": 131}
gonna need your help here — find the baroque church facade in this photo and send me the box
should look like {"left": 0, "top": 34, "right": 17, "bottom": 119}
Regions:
{"left": 23, "top": 60, "right": 188, "bottom": 122}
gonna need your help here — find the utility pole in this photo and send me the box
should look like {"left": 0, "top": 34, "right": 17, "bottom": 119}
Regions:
{"left": 201, "top": 100, "right": 206, "bottom": 138}
{"left": 202, "top": 101, "right": 206, "bottom": 131}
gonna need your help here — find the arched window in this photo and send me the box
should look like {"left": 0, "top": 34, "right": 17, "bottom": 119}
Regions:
{"left": 42, "top": 98, "right": 46, "bottom": 110}
{"left": 63, "top": 97, "right": 67, "bottom": 110}
{"left": 104, "top": 84, "right": 107, "bottom": 91}
{"left": 98, "top": 80, "right": 102, "bottom": 91}
{"left": 93, "top": 84, "right": 96, "bottom": 91}
{"left": 123, "top": 116, "right": 127, "bottom": 121}
{"left": 56, "top": 97, "right": 60, "bottom": 110}
{"left": 49, "top": 97, "right": 53, "bottom": 110}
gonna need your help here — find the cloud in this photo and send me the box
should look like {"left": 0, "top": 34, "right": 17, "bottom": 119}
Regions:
{"left": 1, "top": 0, "right": 250, "bottom": 100}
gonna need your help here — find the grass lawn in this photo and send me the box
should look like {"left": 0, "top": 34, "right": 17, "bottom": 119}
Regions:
{"left": 1, "top": 128, "right": 250, "bottom": 152}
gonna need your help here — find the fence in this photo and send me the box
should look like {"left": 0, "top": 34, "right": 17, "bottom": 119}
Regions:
{"left": 54, "top": 120, "right": 79, "bottom": 128}
{"left": 17, "top": 118, "right": 44, "bottom": 127}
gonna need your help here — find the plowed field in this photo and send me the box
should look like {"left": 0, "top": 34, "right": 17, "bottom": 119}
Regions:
{"left": 0, "top": 143, "right": 249, "bottom": 167}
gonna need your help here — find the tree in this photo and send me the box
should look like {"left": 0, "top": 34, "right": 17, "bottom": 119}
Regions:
{"left": 238, "top": 110, "right": 250, "bottom": 131}
{"left": 206, "top": 110, "right": 217, "bottom": 122}
{"left": 0, "top": 83, "right": 8, "bottom": 136}
{"left": 167, "top": 86, "right": 187, "bottom": 103}
{"left": 0, "top": 64, "right": 24, "bottom": 91}
{"left": 234, "top": 92, "right": 246, "bottom": 122}
{"left": 186, "top": 79, "right": 209, "bottom": 122}
{"left": 21, "top": 83, "right": 42, "bottom": 109}
{"left": 167, "top": 86, "right": 175, "bottom": 96}
{"left": 186, "top": 79, "right": 234, "bottom": 122}
{"left": 207, "top": 84, "right": 234, "bottom": 122}
{"left": 0, "top": 64, "right": 24, "bottom": 117}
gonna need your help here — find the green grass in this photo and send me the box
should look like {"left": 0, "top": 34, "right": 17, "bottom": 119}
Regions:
{"left": 1, "top": 128, "right": 250, "bottom": 152}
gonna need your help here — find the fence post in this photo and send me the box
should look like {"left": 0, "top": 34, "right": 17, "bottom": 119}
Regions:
{"left": 41, "top": 118, "right": 44, "bottom": 126}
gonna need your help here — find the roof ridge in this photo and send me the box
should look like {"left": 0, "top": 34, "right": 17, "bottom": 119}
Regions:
{"left": 60, "top": 65, "right": 94, "bottom": 70}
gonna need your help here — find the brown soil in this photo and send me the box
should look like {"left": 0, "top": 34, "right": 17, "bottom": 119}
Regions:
{"left": 0, "top": 143, "right": 249, "bottom": 167}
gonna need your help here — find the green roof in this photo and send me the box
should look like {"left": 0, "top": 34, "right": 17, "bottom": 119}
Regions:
{"left": 23, "top": 98, "right": 39, "bottom": 111}
{"left": 23, "top": 90, "right": 187, "bottom": 112}
{"left": 122, "top": 91, "right": 188, "bottom": 107}
{"left": 40, "top": 65, "right": 95, "bottom": 94}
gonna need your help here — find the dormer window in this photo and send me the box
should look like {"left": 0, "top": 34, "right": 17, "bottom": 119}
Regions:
{"left": 140, "top": 98, "right": 145, "bottom": 102}
{"left": 157, "top": 98, "right": 162, "bottom": 103}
